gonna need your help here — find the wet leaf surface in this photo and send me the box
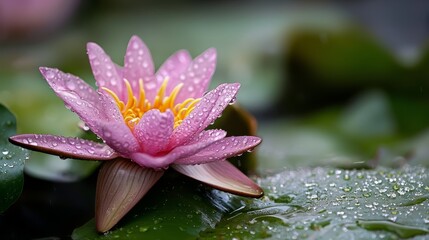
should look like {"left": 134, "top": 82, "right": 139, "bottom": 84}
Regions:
{"left": 200, "top": 166, "right": 429, "bottom": 239}
{"left": 73, "top": 166, "right": 429, "bottom": 239}
{"left": 0, "top": 104, "right": 28, "bottom": 213}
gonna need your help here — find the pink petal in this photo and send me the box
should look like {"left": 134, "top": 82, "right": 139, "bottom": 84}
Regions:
{"left": 133, "top": 109, "right": 174, "bottom": 155}
{"left": 98, "top": 122, "right": 141, "bottom": 157}
{"left": 175, "top": 136, "right": 261, "bottom": 165}
{"left": 123, "top": 36, "right": 156, "bottom": 101}
{"left": 131, "top": 129, "right": 226, "bottom": 169}
{"left": 171, "top": 83, "right": 240, "bottom": 147}
{"left": 87, "top": 42, "right": 124, "bottom": 100}
{"left": 156, "top": 50, "right": 192, "bottom": 94}
{"left": 174, "top": 48, "right": 217, "bottom": 103}
{"left": 96, "top": 158, "right": 163, "bottom": 232}
{"left": 173, "top": 161, "right": 263, "bottom": 198}
{"left": 9, "top": 134, "right": 118, "bottom": 160}
{"left": 39, "top": 67, "right": 122, "bottom": 137}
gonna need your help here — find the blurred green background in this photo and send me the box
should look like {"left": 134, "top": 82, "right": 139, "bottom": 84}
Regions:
{"left": 2, "top": 0, "right": 429, "bottom": 177}
{"left": 1, "top": 0, "right": 429, "bottom": 238}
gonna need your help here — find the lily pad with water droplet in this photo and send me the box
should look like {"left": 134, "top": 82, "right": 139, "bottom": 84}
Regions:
{"left": 200, "top": 166, "right": 429, "bottom": 239}
{"left": 73, "top": 166, "right": 429, "bottom": 239}
{"left": 0, "top": 104, "right": 28, "bottom": 213}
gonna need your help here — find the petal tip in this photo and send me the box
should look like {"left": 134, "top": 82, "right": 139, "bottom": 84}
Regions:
{"left": 8, "top": 135, "right": 19, "bottom": 145}
{"left": 128, "top": 35, "right": 144, "bottom": 47}
{"left": 39, "top": 66, "right": 54, "bottom": 75}
{"left": 8, "top": 134, "right": 29, "bottom": 146}
{"left": 86, "top": 42, "right": 101, "bottom": 52}
{"left": 253, "top": 136, "right": 262, "bottom": 146}
{"left": 203, "top": 48, "right": 217, "bottom": 61}
{"left": 231, "top": 82, "right": 241, "bottom": 90}
{"left": 39, "top": 67, "right": 62, "bottom": 82}
{"left": 251, "top": 186, "right": 265, "bottom": 198}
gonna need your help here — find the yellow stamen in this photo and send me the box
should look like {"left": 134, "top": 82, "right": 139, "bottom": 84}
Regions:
{"left": 102, "top": 78, "right": 200, "bottom": 130}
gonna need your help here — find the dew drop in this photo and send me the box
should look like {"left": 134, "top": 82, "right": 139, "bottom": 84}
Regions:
{"left": 66, "top": 81, "right": 76, "bottom": 90}
{"left": 45, "top": 71, "right": 55, "bottom": 79}
{"left": 132, "top": 42, "right": 140, "bottom": 50}
{"left": 146, "top": 82, "right": 156, "bottom": 90}
{"left": 393, "top": 183, "right": 400, "bottom": 191}
{"left": 229, "top": 97, "right": 237, "bottom": 105}
{"left": 104, "top": 131, "right": 112, "bottom": 138}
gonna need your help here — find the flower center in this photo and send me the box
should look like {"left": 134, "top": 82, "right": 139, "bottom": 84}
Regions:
{"left": 103, "top": 78, "right": 200, "bottom": 129}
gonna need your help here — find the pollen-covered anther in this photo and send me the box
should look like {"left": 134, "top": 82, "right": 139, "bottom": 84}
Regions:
{"left": 102, "top": 77, "right": 200, "bottom": 129}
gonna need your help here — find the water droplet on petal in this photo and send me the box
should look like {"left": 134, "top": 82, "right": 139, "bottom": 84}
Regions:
{"left": 229, "top": 97, "right": 236, "bottom": 105}
{"left": 104, "top": 131, "right": 112, "bottom": 138}
{"left": 45, "top": 71, "right": 55, "bottom": 79}
{"left": 133, "top": 42, "right": 140, "bottom": 50}
{"left": 146, "top": 82, "right": 156, "bottom": 90}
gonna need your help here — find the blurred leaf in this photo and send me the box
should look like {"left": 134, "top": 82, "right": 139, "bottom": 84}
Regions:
{"left": 339, "top": 91, "right": 395, "bottom": 138}
{"left": 73, "top": 166, "right": 429, "bottom": 239}
{"left": 258, "top": 88, "right": 429, "bottom": 170}
{"left": 288, "top": 29, "right": 402, "bottom": 85}
{"left": 257, "top": 118, "right": 363, "bottom": 170}
{"left": 24, "top": 154, "right": 100, "bottom": 182}
{"left": 283, "top": 29, "right": 409, "bottom": 114}
{"left": 391, "top": 129, "right": 429, "bottom": 168}
{"left": 0, "top": 104, "right": 28, "bottom": 213}
{"left": 390, "top": 96, "right": 429, "bottom": 137}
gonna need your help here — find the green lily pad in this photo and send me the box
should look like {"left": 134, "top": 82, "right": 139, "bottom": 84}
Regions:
{"left": 200, "top": 167, "right": 429, "bottom": 239}
{"left": 73, "top": 166, "right": 429, "bottom": 239}
{"left": 0, "top": 104, "right": 28, "bottom": 213}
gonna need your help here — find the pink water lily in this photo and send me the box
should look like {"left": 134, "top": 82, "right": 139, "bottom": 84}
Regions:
{"left": 9, "top": 36, "right": 263, "bottom": 232}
